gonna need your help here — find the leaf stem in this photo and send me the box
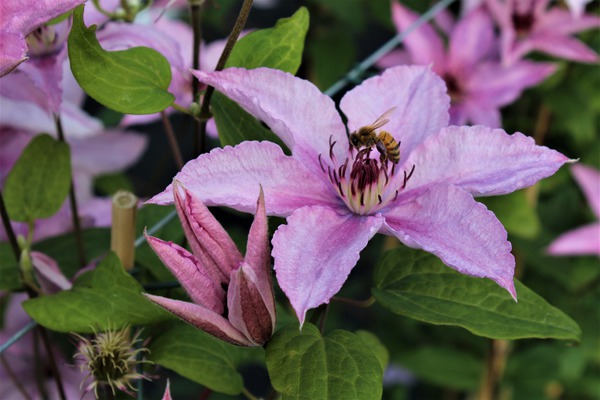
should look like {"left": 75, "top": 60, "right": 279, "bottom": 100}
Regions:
{"left": 53, "top": 114, "right": 87, "bottom": 268}
{"left": 196, "top": 0, "right": 254, "bottom": 154}
{"left": 0, "top": 190, "right": 20, "bottom": 262}
{"left": 160, "top": 111, "right": 184, "bottom": 169}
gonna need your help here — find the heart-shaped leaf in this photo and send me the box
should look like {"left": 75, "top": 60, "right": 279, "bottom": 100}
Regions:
{"left": 372, "top": 246, "right": 581, "bottom": 341}
{"left": 4, "top": 134, "right": 70, "bottom": 223}
{"left": 148, "top": 322, "right": 261, "bottom": 395}
{"left": 266, "top": 324, "right": 383, "bottom": 399}
{"left": 68, "top": 5, "right": 174, "bottom": 114}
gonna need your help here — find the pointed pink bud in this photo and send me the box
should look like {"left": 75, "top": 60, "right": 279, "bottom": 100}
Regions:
{"left": 227, "top": 264, "right": 276, "bottom": 346}
{"left": 143, "top": 294, "right": 253, "bottom": 346}
{"left": 243, "top": 186, "right": 275, "bottom": 313}
{"left": 173, "top": 181, "right": 243, "bottom": 284}
{"left": 30, "top": 251, "right": 72, "bottom": 294}
{"left": 144, "top": 231, "right": 225, "bottom": 314}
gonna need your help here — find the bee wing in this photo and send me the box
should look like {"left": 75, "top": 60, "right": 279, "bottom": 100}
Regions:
{"left": 370, "top": 107, "right": 397, "bottom": 130}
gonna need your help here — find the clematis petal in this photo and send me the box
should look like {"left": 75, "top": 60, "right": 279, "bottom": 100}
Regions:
{"left": 69, "top": 130, "right": 147, "bottom": 175}
{"left": 383, "top": 184, "right": 516, "bottom": 299}
{"left": 143, "top": 294, "right": 253, "bottom": 346}
{"left": 227, "top": 264, "right": 275, "bottom": 345}
{"left": 148, "top": 141, "right": 340, "bottom": 216}
{"left": 0, "top": 31, "right": 28, "bottom": 77}
{"left": 565, "top": 0, "right": 594, "bottom": 18}
{"left": 173, "top": 183, "right": 243, "bottom": 284}
{"left": 272, "top": 206, "right": 384, "bottom": 325}
{"left": 390, "top": 1, "right": 446, "bottom": 73}
{"left": 547, "top": 223, "right": 600, "bottom": 256}
{"left": 402, "top": 125, "right": 572, "bottom": 197}
{"left": 447, "top": 6, "right": 496, "bottom": 73}
{"left": 536, "top": 8, "right": 600, "bottom": 34}
{"left": 144, "top": 233, "right": 225, "bottom": 314}
{"left": 460, "top": 99, "right": 502, "bottom": 128}
{"left": 466, "top": 60, "right": 556, "bottom": 107}
{"left": 530, "top": 33, "right": 599, "bottom": 63}
{"left": 572, "top": 164, "right": 600, "bottom": 217}
{"left": 340, "top": 65, "right": 450, "bottom": 161}
{"left": 192, "top": 67, "right": 348, "bottom": 172}
{"left": 244, "top": 188, "right": 275, "bottom": 310}
{"left": 30, "top": 251, "right": 72, "bottom": 294}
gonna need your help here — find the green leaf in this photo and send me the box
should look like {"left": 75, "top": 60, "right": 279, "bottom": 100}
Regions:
{"left": 68, "top": 5, "right": 174, "bottom": 114}
{"left": 225, "top": 7, "right": 309, "bottom": 73}
{"left": 213, "top": 7, "right": 309, "bottom": 148}
{"left": 212, "top": 93, "right": 286, "bottom": 149}
{"left": 372, "top": 246, "right": 582, "bottom": 341}
{"left": 0, "top": 242, "right": 21, "bottom": 291}
{"left": 479, "top": 190, "right": 540, "bottom": 239}
{"left": 33, "top": 228, "right": 110, "bottom": 279}
{"left": 398, "top": 347, "right": 483, "bottom": 390}
{"left": 148, "top": 322, "right": 260, "bottom": 395}
{"left": 22, "top": 252, "right": 172, "bottom": 333}
{"left": 355, "top": 330, "right": 388, "bottom": 372}
{"left": 266, "top": 324, "right": 383, "bottom": 400}
{"left": 4, "top": 134, "right": 71, "bottom": 223}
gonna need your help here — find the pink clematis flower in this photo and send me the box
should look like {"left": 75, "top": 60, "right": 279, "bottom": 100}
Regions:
{"left": 144, "top": 185, "right": 276, "bottom": 346}
{"left": 148, "top": 66, "right": 572, "bottom": 324}
{"left": 548, "top": 164, "right": 600, "bottom": 256}
{"left": 380, "top": 2, "right": 556, "bottom": 127}
{"left": 0, "top": 0, "right": 85, "bottom": 77}
{"left": 566, "top": 0, "right": 594, "bottom": 18}
{"left": 485, "top": 0, "right": 600, "bottom": 65}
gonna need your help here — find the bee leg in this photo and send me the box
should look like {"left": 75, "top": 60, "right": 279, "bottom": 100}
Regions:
{"left": 376, "top": 141, "right": 387, "bottom": 162}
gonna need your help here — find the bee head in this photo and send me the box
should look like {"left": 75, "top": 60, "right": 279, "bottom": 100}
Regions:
{"left": 349, "top": 133, "right": 362, "bottom": 148}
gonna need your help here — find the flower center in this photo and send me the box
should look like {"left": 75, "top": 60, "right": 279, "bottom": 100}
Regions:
{"left": 319, "top": 137, "right": 415, "bottom": 215}
{"left": 443, "top": 74, "right": 463, "bottom": 104}
{"left": 512, "top": 13, "right": 534, "bottom": 35}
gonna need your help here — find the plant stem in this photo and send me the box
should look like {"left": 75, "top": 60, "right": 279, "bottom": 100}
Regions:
{"left": 196, "top": 0, "right": 254, "bottom": 153}
{"left": 525, "top": 103, "right": 553, "bottom": 207}
{"left": 1, "top": 355, "right": 33, "bottom": 400}
{"left": 478, "top": 339, "right": 511, "bottom": 400}
{"left": 161, "top": 111, "right": 184, "bottom": 169}
{"left": 0, "top": 190, "right": 20, "bottom": 262}
{"left": 53, "top": 114, "right": 86, "bottom": 268}
{"left": 190, "top": 0, "right": 203, "bottom": 156}
{"left": 38, "top": 326, "right": 67, "bottom": 400}
{"left": 241, "top": 387, "right": 258, "bottom": 400}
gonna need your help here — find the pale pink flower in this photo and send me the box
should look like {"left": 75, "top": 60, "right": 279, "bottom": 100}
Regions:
{"left": 380, "top": 2, "right": 556, "bottom": 127}
{"left": 548, "top": 164, "right": 600, "bottom": 256}
{"left": 0, "top": 0, "right": 84, "bottom": 77}
{"left": 148, "top": 66, "right": 572, "bottom": 324}
{"left": 486, "top": 0, "right": 600, "bottom": 65}
{"left": 144, "top": 185, "right": 276, "bottom": 346}
{"left": 566, "top": 0, "right": 594, "bottom": 18}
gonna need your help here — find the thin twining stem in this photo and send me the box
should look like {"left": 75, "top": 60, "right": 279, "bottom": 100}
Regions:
{"left": 161, "top": 111, "right": 184, "bottom": 170}
{"left": 54, "top": 114, "right": 87, "bottom": 268}
{"left": 196, "top": 0, "right": 254, "bottom": 153}
{"left": 0, "top": 190, "right": 20, "bottom": 262}
{"left": 190, "top": 0, "right": 203, "bottom": 156}
{"left": 324, "top": 0, "right": 457, "bottom": 97}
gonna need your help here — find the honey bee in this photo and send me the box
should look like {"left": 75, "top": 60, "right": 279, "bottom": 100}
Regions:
{"left": 349, "top": 107, "right": 400, "bottom": 164}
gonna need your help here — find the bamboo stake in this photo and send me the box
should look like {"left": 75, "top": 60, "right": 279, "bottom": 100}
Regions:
{"left": 111, "top": 191, "right": 138, "bottom": 270}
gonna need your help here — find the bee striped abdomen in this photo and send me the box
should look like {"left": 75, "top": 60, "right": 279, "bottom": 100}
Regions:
{"left": 376, "top": 131, "right": 400, "bottom": 164}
